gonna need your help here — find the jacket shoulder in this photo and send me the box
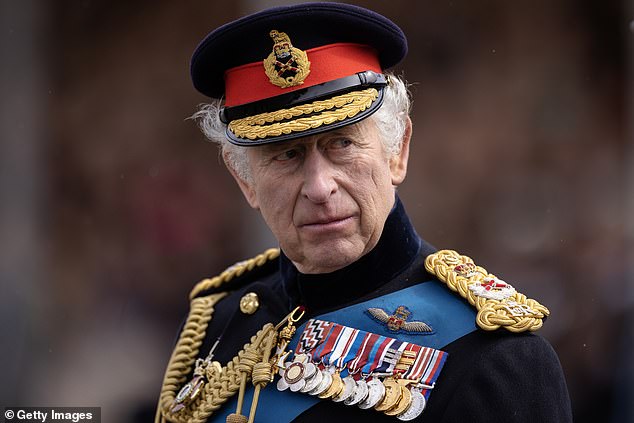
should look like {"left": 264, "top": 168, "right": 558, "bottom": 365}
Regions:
{"left": 432, "top": 331, "right": 573, "bottom": 422}
{"left": 189, "top": 248, "right": 280, "bottom": 300}
{"left": 425, "top": 249, "right": 551, "bottom": 333}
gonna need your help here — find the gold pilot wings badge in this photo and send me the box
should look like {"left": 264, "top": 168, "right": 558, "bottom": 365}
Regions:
{"left": 425, "top": 250, "right": 550, "bottom": 333}
{"left": 367, "top": 306, "right": 434, "bottom": 334}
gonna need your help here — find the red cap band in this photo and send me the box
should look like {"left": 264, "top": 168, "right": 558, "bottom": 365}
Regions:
{"left": 224, "top": 43, "right": 381, "bottom": 107}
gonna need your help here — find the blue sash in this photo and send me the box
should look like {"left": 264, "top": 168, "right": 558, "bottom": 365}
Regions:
{"left": 209, "top": 280, "right": 476, "bottom": 423}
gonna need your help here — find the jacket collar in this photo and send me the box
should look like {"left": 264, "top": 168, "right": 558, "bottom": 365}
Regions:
{"left": 280, "top": 196, "right": 423, "bottom": 315}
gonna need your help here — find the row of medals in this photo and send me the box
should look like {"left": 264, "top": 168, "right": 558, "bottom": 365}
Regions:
{"left": 277, "top": 352, "right": 426, "bottom": 421}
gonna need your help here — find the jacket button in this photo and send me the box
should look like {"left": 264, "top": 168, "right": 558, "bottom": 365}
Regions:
{"left": 239, "top": 292, "right": 260, "bottom": 314}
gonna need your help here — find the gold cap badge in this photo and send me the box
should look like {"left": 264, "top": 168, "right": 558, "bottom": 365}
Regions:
{"left": 263, "top": 30, "right": 311, "bottom": 88}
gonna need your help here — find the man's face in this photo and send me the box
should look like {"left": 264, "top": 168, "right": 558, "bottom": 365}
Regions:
{"left": 229, "top": 118, "right": 410, "bottom": 274}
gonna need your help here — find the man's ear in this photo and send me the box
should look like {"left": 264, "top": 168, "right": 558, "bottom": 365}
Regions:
{"left": 389, "top": 115, "right": 412, "bottom": 186}
{"left": 223, "top": 153, "right": 260, "bottom": 210}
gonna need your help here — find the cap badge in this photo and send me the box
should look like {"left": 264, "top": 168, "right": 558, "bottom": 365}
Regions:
{"left": 263, "top": 30, "right": 311, "bottom": 88}
{"left": 366, "top": 305, "right": 434, "bottom": 334}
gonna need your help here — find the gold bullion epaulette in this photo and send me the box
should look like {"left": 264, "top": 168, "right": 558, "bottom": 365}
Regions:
{"left": 189, "top": 248, "right": 280, "bottom": 300}
{"left": 425, "top": 249, "right": 550, "bottom": 333}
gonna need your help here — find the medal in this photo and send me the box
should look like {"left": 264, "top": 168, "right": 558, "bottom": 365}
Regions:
{"left": 309, "top": 370, "right": 332, "bottom": 396}
{"left": 318, "top": 371, "right": 344, "bottom": 399}
{"left": 343, "top": 331, "right": 374, "bottom": 408}
{"left": 397, "top": 389, "right": 426, "bottom": 421}
{"left": 289, "top": 376, "right": 306, "bottom": 392}
{"left": 303, "top": 362, "right": 317, "bottom": 379}
{"left": 289, "top": 362, "right": 308, "bottom": 391}
{"left": 280, "top": 352, "right": 320, "bottom": 392}
{"left": 374, "top": 378, "right": 402, "bottom": 412}
{"left": 358, "top": 378, "right": 385, "bottom": 409}
{"left": 384, "top": 385, "right": 412, "bottom": 416}
{"left": 301, "top": 365, "right": 323, "bottom": 393}
{"left": 284, "top": 361, "right": 305, "bottom": 385}
{"left": 397, "top": 343, "right": 447, "bottom": 404}
{"left": 170, "top": 374, "right": 204, "bottom": 413}
{"left": 381, "top": 346, "right": 417, "bottom": 417}
{"left": 369, "top": 339, "right": 407, "bottom": 413}
{"left": 344, "top": 379, "right": 369, "bottom": 406}
{"left": 332, "top": 375, "right": 356, "bottom": 402}
{"left": 283, "top": 318, "right": 448, "bottom": 419}
{"left": 276, "top": 376, "right": 290, "bottom": 391}
{"left": 276, "top": 360, "right": 294, "bottom": 391}
{"left": 169, "top": 339, "right": 222, "bottom": 414}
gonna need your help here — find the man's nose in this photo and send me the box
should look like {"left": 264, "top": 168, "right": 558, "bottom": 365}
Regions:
{"left": 300, "top": 150, "right": 337, "bottom": 203}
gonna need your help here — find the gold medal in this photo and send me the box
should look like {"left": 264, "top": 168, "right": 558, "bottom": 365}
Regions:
{"left": 374, "top": 378, "right": 402, "bottom": 412}
{"left": 384, "top": 385, "right": 412, "bottom": 416}
{"left": 332, "top": 375, "right": 356, "bottom": 403}
{"left": 319, "top": 372, "right": 344, "bottom": 399}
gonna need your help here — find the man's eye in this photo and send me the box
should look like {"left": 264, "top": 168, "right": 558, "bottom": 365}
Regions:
{"left": 329, "top": 138, "right": 353, "bottom": 149}
{"left": 273, "top": 149, "right": 299, "bottom": 161}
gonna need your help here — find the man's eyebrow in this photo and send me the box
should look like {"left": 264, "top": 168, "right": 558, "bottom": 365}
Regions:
{"left": 257, "top": 124, "right": 364, "bottom": 153}
{"left": 259, "top": 140, "right": 303, "bottom": 154}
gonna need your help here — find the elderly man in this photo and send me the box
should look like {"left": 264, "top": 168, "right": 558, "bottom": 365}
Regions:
{"left": 156, "top": 3, "right": 572, "bottom": 423}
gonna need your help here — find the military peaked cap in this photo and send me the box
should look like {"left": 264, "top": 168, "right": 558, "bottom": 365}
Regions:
{"left": 191, "top": 2, "right": 407, "bottom": 145}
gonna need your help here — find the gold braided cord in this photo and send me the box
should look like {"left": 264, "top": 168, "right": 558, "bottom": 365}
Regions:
{"left": 156, "top": 292, "right": 226, "bottom": 423}
{"left": 188, "top": 324, "right": 276, "bottom": 423}
{"left": 159, "top": 322, "right": 276, "bottom": 423}
{"left": 228, "top": 88, "right": 379, "bottom": 140}
{"left": 189, "top": 248, "right": 280, "bottom": 300}
{"left": 425, "top": 250, "right": 550, "bottom": 333}
{"left": 156, "top": 248, "right": 282, "bottom": 423}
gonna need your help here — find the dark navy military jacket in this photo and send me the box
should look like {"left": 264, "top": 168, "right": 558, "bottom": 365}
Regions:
{"left": 175, "top": 198, "right": 572, "bottom": 422}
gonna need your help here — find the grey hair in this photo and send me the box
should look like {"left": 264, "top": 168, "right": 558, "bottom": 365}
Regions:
{"left": 371, "top": 73, "right": 412, "bottom": 156}
{"left": 191, "top": 72, "right": 411, "bottom": 181}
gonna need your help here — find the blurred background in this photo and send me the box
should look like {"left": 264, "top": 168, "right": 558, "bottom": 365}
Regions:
{"left": 1, "top": 0, "right": 631, "bottom": 421}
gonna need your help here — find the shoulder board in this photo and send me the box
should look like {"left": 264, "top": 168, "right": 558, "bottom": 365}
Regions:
{"left": 189, "top": 248, "right": 280, "bottom": 300}
{"left": 425, "top": 249, "right": 550, "bottom": 333}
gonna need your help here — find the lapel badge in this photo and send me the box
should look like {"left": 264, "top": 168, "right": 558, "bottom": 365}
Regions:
{"left": 366, "top": 305, "right": 434, "bottom": 335}
{"left": 263, "top": 30, "right": 311, "bottom": 88}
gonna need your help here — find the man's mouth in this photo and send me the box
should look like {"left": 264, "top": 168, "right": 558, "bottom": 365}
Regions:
{"left": 298, "top": 216, "right": 354, "bottom": 230}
